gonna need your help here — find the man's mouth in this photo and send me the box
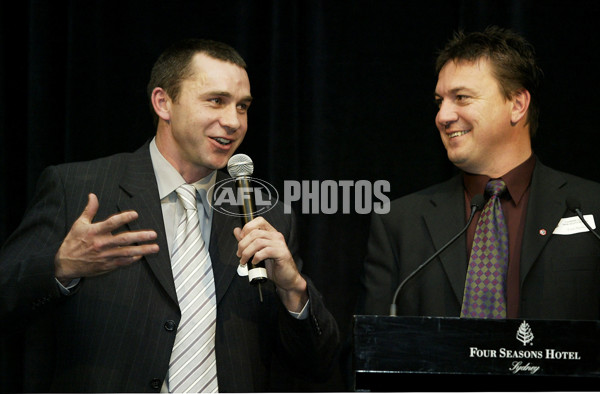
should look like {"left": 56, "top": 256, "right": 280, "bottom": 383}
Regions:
{"left": 211, "top": 137, "right": 233, "bottom": 146}
{"left": 448, "top": 130, "right": 471, "bottom": 138}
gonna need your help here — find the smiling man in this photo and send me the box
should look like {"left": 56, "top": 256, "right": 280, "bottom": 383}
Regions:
{"left": 0, "top": 38, "right": 339, "bottom": 392}
{"left": 151, "top": 52, "right": 253, "bottom": 182}
{"left": 434, "top": 57, "right": 532, "bottom": 178}
{"left": 359, "top": 27, "right": 600, "bottom": 321}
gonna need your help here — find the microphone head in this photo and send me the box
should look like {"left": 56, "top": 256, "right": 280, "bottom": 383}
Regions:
{"left": 566, "top": 197, "right": 581, "bottom": 212}
{"left": 471, "top": 194, "right": 486, "bottom": 211}
{"left": 227, "top": 154, "right": 254, "bottom": 178}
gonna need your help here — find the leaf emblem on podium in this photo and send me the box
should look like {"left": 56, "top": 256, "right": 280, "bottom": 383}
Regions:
{"left": 516, "top": 321, "right": 534, "bottom": 346}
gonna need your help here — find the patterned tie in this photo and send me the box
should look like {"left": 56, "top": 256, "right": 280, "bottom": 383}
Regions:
{"left": 461, "top": 180, "right": 509, "bottom": 319}
{"left": 168, "top": 184, "right": 218, "bottom": 392}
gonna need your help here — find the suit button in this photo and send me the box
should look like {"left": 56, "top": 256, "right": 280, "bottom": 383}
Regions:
{"left": 312, "top": 316, "right": 322, "bottom": 336}
{"left": 164, "top": 320, "right": 176, "bottom": 331}
{"left": 150, "top": 378, "right": 162, "bottom": 390}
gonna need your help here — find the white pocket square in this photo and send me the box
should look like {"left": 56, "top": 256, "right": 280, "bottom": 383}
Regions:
{"left": 553, "top": 215, "right": 596, "bottom": 235}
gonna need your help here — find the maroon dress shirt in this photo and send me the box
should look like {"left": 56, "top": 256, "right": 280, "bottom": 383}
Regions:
{"left": 463, "top": 155, "right": 536, "bottom": 318}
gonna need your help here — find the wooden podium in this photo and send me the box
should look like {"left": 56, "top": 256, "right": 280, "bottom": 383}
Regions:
{"left": 353, "top": 315, "right": 600, "bottom": 391}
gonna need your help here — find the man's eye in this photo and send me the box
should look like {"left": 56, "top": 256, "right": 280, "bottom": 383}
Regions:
{"left": 434, "top": 98, "right": 443, "bottom": 108}
{"left": 456, "top": 95, "right": 469, "bottom": 102}
{"left": 209, "top": 98, "right": 223, "bottom": 105}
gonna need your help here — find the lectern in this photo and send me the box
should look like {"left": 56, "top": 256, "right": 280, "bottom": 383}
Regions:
{"left": 353, "top": 315, "right": 600, "bottom": 391}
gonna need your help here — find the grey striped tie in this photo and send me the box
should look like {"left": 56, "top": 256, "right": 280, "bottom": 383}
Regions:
{"left": 168, "top": 184, "right": 218, "bottom": 393}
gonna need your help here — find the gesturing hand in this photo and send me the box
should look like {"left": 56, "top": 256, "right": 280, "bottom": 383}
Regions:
{"left": 54, "top": 193, "right": 159, "bottom": 285}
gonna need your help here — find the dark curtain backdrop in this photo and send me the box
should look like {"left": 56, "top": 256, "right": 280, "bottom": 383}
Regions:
{"left": 2, "top": 0, "right": 600, "bottom": 391}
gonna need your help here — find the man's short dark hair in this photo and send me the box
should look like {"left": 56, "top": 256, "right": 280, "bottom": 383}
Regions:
{"left": 435, "top": 26, "right": 543, "bottom": 137}
{"left": 147, "top": 38, "right": 247, "bottom": 125}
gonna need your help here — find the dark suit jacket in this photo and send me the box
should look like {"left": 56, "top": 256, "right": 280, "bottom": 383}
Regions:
{"left": 0, "top": 143, "right": 339, "bottom": 392}
{"left": 359, "top": 161, "right": 600, "bottom": 320}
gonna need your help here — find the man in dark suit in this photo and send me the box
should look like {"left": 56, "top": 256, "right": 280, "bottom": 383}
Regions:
{"left": 0, "top": 38, "right": 339, "bottom": 392}
{"left": 359, "top": 27, "right": 600, "bottom": 319}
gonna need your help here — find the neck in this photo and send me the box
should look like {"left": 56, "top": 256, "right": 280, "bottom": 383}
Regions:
{"left": 475, "top": 126, "right": 532, "bottom": 178}
{"left": 155, "top": 126, "right": 212, "bottom": 183}
{"left": 479, "top": 147, "right": 532, "bottom": 179}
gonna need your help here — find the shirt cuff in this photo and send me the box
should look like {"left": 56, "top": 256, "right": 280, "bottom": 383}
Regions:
{"left": 288, "top": 299, "right": 310, "bottom": 320}
{"left": 55, "top": 277, "right": 81, "bottom": 295}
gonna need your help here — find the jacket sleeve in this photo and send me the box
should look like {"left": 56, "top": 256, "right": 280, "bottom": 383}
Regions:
{"left": 356, "top": 211, "right": 400, "bottom": 316}
{"left": 274, "top": 207, "right": 341, "bottom": 381}
{"left": 0, "top": 166, "right": 69, "bottom": 319}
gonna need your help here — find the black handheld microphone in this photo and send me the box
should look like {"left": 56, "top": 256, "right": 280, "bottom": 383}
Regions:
{"left": 227, "top": 154, "right": 268, "bottom": 300}
{"left": 389, "top": 194, "right": 486, "bottom": 316}
{"left": 566, "top": 197, "right": 600, "bottom": 242}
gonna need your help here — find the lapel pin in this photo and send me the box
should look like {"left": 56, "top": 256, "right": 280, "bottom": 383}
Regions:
{"left": 539, "top": 229, "right": 547, "bottom": 236}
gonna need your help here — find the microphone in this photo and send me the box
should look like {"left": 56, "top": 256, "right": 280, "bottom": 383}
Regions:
{"left": 389, "top": 194, "right": 486, "bottom": 316}
{"left": 566, "top": 197, "right": 600, "bottom": 242}
{"left": 227, "top": 154, "right": 268, "bottom": 299}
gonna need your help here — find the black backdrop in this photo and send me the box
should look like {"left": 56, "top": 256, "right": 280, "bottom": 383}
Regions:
{"left": 2, "top": 0, "right": 600, "bottom": 391}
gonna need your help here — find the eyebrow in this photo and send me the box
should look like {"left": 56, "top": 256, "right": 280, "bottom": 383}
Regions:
{"left": 206, "top": 91, "right": 253, "bottom": 103}
{"left": 434, "top": 86, "right": 475, "bottom": 97}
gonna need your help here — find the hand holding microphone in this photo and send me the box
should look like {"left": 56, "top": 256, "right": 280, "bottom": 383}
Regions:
{"left": 229, "top": 154, "right": 308, "bottom": 310}
{"left": 233, "top": 216, "right": 308, "bottom": 311}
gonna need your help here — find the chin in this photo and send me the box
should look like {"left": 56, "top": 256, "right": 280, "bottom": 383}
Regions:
{"left": 214, "top": 161, "right": 229, "bottom": 170}
{"left": 210, "top": 152, "right": 234, "bottom": 169}
{"left": 447, "top": 154, "right": 470, "bottom": 168}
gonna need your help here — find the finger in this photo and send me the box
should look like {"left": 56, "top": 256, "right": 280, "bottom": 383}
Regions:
{"left": 236, "top": 228, "right": 271, "bottom": 259}
{"left": 80, "top": 193, "right": 100, "bottom": 224}
{"left": 251, "top": 236, "right": 289, "bottom": 264}
{"left": 107, "top": 255, "right": 145, "bottom": 268}
{"left": 103, "top": 243, "right": 160, "bottom": 260}
{"left": 233, "top": 227, "right": 243, "bottom": 242}
{"left": 110, "top": 229, "right": 158, "bottom": 248}
{"left": 250, "top": 247, "right": 278, "bottom": 265}
{"left": 234, "top": 227, "right": 244, "bottom": 258}
{"left": 95, "top": 210, "right": 140, "bottom": 234}
{"left": 238, "top": 237, "right": 278, "bottom": 265}
{"left": 239, "top": 217, "right": 276, "bottom": 237}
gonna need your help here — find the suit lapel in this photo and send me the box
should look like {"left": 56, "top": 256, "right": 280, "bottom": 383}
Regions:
{"left": 116, "top": 143, "right": 179, "bottom": 306}
{"left": 422, "top": 174, "right": 469, "bottom": 303}
{"left": 417, "top": 162, "right": 569, "bottom": 304}
{"left": 209, "top": 171, "right": 243, "bottom": 305}
{"left": 520, "top": 162, "right": 568, "bottom": 284}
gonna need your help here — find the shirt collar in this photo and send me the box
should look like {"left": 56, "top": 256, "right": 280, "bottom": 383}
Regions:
{"left": 149, "top": 137, "right": 217, "bottom": 217}
{"left": 463, "top": 155, "right": 536, "bottom": 205}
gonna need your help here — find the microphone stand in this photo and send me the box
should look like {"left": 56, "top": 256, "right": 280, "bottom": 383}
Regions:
{"left": 389, "top": 195, "right": 485, "bottom": 316}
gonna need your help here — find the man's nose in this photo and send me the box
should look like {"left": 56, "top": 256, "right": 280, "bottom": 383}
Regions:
{"left": 436, "top": 101, "right": 458, "bottom": 128}
{"left": 220, "top": 105, "right": 242, "bottom": 131}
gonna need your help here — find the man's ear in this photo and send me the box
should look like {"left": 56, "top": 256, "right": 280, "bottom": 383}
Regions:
{"left": 151, "top": 87, "right": 172, "bottom": 122}
{"left": 510, "top": 88, "right": 531, "bottom": 126}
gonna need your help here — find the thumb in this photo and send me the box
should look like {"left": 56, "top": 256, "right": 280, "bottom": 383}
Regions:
{"left": 233, "top": 227, "right": 243, "bottom": 241}
{"left": 80, "top": 193, "right": 99, "bottom": 223}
